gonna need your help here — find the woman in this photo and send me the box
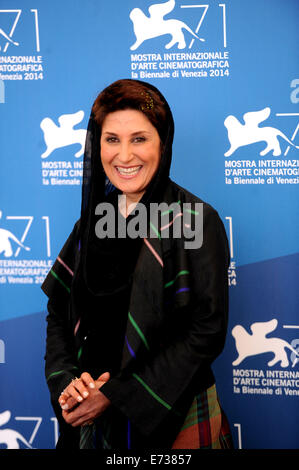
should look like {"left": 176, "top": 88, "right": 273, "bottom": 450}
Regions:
{"left": 42, "top": 79, "right": 233, "bottom": 449}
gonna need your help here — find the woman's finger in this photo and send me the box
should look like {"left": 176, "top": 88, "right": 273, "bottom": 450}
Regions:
{"left": 59, "top": 388, "right": 71, "bottom": 406}
{"left": 60, "top": 394, "right": 79, "bottom": 411}
{"left": 59, "top": 374, "right": 94, "bottom": 410}
{"left": 61, "top": 377, "right": 89, "bottom": 403}
{"left": 97, "top": 371, "right": 110, "bottom": 382}
{"left": 71, "top": 377, "right": 90, "bottom": 399}
{"left": 80, "top": 372, "right": 96, "bottom": 390}
{"left": 63, "top": 383, "right": 85, "bottom": 403}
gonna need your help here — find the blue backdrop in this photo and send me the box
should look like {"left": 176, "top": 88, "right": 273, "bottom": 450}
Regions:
{"left": 0, "top": 0, "right": 298, "bottom": 449}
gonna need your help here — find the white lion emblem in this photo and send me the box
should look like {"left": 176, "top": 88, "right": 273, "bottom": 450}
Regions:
{"left": 0, "top": 411, "right": 32, "bottom": 449}
{"left": 40, "top": 110, "right": 86, "bottom": 159}
{"left": 232, "top": 319, "right": 299, "bottom": 368}
{"left": 0, "top": 211, "right": 30, "bottom": 258}
{"left": 129, "top": 0, "right": 204, "bottom": 50}
{"left": 224, "top": 107, "right": 299, "bottom": 157}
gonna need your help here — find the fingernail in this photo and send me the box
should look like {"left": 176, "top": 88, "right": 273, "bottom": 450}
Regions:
{"left": 62, "top": 404, "right": 69, "bottom": 410}
{"left": 89, "top": 383, "right": 95, "bottom": 389}
{"left": 83, "top": 391, "right": 89, "bottom": 398}
{"left": 77, "top": 396, "right": 83, "bottom": 402}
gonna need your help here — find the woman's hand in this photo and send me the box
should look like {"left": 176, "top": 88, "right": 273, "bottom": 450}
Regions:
{"left": 59, "top": 372, "right": 99, "bottom": 411}
{"left": 60, "top": 372, "right": 111, "bottom": 427}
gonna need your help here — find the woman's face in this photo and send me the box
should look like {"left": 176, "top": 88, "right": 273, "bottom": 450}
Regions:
{"left": 100, "top": 109, "right": 161, "bottom": 203}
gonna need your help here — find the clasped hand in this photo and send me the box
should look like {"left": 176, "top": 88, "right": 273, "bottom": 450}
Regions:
{"left": 59, "top": 372, "right": 111, "bottom": 427}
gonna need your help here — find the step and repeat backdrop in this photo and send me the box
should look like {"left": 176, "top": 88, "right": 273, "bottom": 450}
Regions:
{"left": 0, "top": 0, "right": 298, "bottom": 449}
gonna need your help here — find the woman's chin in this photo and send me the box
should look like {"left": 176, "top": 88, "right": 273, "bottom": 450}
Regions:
{"left": 111, "top": 176, "right": 145, "bottom": 199}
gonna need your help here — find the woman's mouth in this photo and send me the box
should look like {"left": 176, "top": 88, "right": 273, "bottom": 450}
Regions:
{"left": 115, "top": 165, "right": 142, "bottom": 178}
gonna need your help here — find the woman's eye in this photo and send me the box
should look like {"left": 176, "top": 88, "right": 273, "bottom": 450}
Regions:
{"left": 104, "top": 136, "right": 146, "bottom": 143}
{"left": 133, "top": 136, "right": 146, "bottom": 143}
{"left": 106, "top": 137, "right": 118, "bottom": 143}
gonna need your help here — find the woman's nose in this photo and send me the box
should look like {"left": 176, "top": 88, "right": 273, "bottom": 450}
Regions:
{"left": 118, "top": 143, "right": 133, "bottom": 163}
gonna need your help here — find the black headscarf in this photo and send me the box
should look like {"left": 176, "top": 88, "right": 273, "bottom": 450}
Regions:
{"left": 76, "top": 79, "right": 175, "bottom": 300}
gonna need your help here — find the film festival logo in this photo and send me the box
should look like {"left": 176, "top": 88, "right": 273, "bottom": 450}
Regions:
{"left": 40, "top": 111, "right": 86, "bottom": 186}
{"left": 232, "top": 319, "right": 299, "bottom": 369}
{"left": 0, "top": 411, "right": 58, "bottom": 449}
{"left": 0, "top": 211, "right": 30, "bottom": 258}
{"left": 0, "top": 9, "right": 43, "bottom": 83}
{"left": 129, "top": 0, "right": 205, "bottom": 51}
{"left": 224, "top": 106, "right": 299, "bottom": 185}
{"left": 128, "top": 2, "right": 229, "bottom": 80}
{"left": 0, "top": 411, "right": 33, "bottom": 449}
{"left": 0, "top": 10, "right": 21, "bottom": 53}
{"left": 224, "top": 107, "right": 299, "bottom": 158}
{"left": 0, "top": 9, "right": 40, "bottom": 53}
{"left": 40, "top": 110, "right": 86, "bottom": 159}
{"left": 0, "top": 212, "right": 52, "bottom": 285}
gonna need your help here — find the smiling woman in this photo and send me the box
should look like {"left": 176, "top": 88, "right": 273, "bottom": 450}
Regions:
{"left": 42, "top": 79, "right": 233, "bottom": 450}
{"left": 100, "top": 109, "right": 161, "bottom": 210}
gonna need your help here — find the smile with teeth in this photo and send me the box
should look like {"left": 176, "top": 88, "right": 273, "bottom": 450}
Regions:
{"left": 116, "top": 165, "right": 142, "bottom": 177}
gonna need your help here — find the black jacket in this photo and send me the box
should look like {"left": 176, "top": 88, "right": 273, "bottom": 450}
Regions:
{"left": 42, "top": 79, "right": 230, "bottom": 448}
{"left": 43, "top": 177, "right": 230, "bottom": 446}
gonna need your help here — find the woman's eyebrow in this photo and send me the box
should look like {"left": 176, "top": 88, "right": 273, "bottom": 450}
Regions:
{"left": 102, "top": 130, "right": 151, "bottom": 136}
{"left": 130, "top": 130, "right": 150, "bottom": 135}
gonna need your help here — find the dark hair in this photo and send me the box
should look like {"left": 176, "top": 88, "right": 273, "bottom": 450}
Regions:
{"left": 92, "top": 79, "right": 169, "bottom": 144}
